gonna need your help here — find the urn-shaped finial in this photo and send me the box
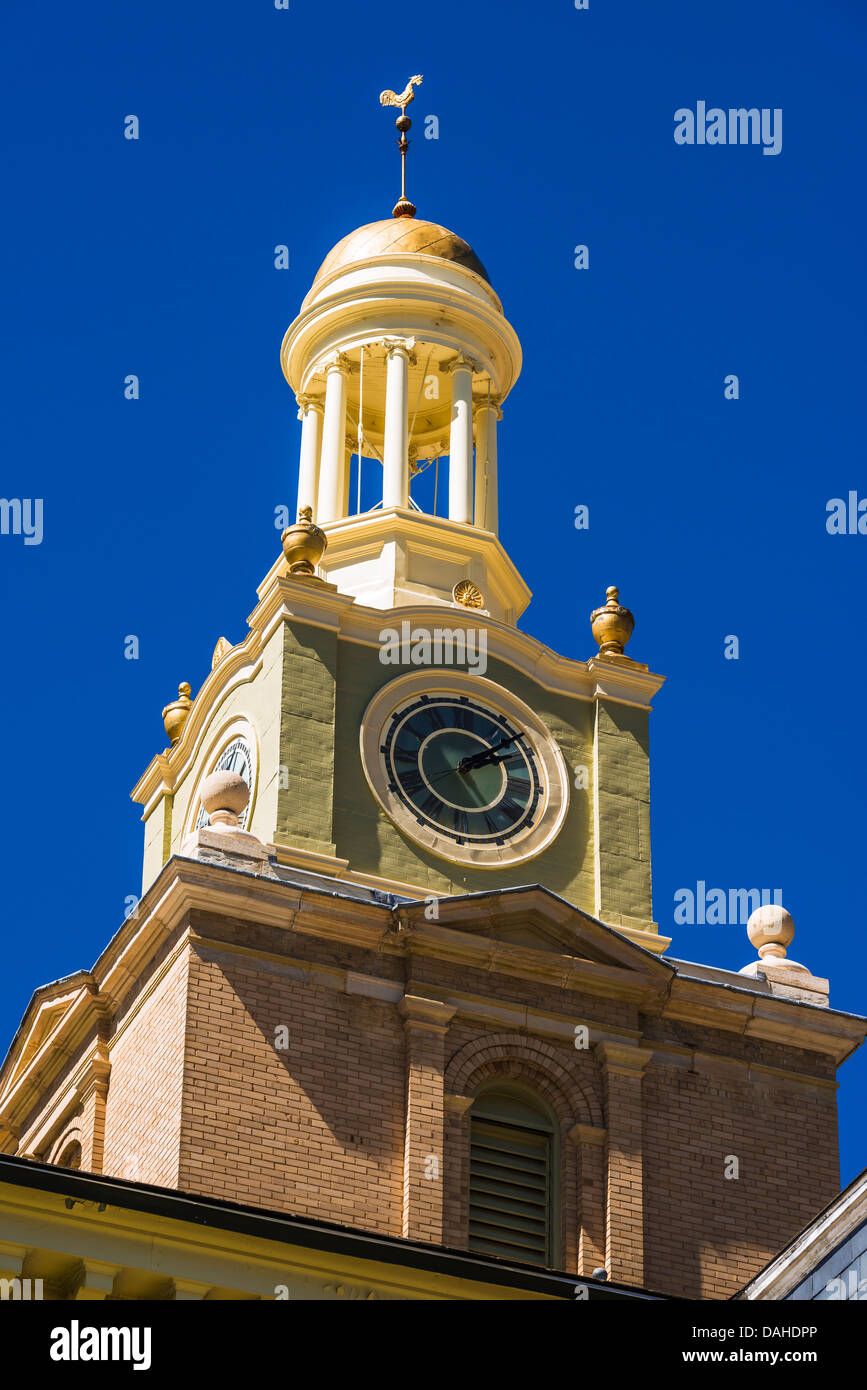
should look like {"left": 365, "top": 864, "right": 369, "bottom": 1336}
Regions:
{"left": 281, "top": 506, "right": 327, "bottom": 575}
{"left": 162, "top": 681, "right": 193, "bottom": 745}
{"left": 590, "top": 586, "right": 635, "bottom": 657}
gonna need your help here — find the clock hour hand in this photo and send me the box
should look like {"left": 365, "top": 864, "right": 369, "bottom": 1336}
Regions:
{"left": 457, "top": 732, "right": 524, "bottom": 774}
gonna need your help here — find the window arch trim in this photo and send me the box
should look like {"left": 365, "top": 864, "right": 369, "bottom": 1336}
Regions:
{"left": 181, "top": 715, "right": 260, "bottom": 838}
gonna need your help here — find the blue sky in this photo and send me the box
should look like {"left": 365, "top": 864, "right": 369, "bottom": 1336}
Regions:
{"left": 2, "top": 0, "right": 866, "bottom": 1183}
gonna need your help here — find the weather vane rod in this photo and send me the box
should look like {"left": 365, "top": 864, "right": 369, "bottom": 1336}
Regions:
{"left": 379, "top": 74, "right": 423, "bottom": 218}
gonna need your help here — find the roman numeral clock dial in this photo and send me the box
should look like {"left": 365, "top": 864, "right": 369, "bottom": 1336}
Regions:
{"left": 359, "top": 677, "right": 571, "bottom": 868}
{"left": 384, "top": 696, "right": 539, "bottom": 844}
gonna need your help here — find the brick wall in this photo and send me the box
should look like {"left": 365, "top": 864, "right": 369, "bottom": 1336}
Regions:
{"left": 642, "top": 1058, "right": 839, "bottom": 1298}
{"left": 102, "top": 946, "right": 189, "bottom": 1188}
{"left": 177, "top": 942, "right": 406, "bottom": 1231}
{"left": 18, "top": 904, "right": 842, "bottom": 1301}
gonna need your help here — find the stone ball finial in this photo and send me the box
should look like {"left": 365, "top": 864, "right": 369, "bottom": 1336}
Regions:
{"left": 200, "top": 770, "right": 249, "bottom": 831}
{"left": 281, "top": 506, "right": 327, "bottom": 576}
{"left": 746, "top": 903, "right": 796, "bottom": 962}
{"left": 590, "top": 585, "right": 635, "bottom": 657}
{"left": 162, "top": 682, "right": 193, "bottom": 746}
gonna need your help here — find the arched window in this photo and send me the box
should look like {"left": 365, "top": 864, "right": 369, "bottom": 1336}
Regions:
{"left": 195, "top": 736, "right": 254, "bottom": 830}
{"left": 56, "top": 1141, "right": 82, "bottom": 1171}
{"left": 468, "top": 1086, "right": 556, "bottom": 1267}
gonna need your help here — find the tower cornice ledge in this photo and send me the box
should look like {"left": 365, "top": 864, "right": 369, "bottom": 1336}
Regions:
{"left": 249, "top": 571, "right": 357, "bottom": 649}
{"left": 1, "top": 860, "right": 864, "bottom": 1151}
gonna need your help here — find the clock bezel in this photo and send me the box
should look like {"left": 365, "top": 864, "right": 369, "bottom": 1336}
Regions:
{"left": 359, "top": 671, "right": 570, "bottom": 868}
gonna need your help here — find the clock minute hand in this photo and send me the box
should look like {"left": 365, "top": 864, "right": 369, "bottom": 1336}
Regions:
{"left": 458, "top": 732, "right": 524, "bottom": 774}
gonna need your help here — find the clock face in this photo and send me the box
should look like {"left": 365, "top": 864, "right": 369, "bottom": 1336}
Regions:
{"left": 381, "top": 694, "right": 542, "bottom": 846}
{"left": 360, "top": 675, "right": 569, "bottom": 868}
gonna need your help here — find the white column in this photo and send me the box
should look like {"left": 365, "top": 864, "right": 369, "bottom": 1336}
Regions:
{"left": 448, "top": 358, "right": 474, "bottom": 524}
{"left": 382, "top": 343, "right": 410, "bottom": 510}
{"left": 295, "top": 396, "right": 323, "bottom": 519}
{"left": 473, "top": 399, "right": 502, "bottom": 534}
{"left": 341, "top": 441, "right": 352, "bottom": 518}
{"left": 317, "top": 356, "right": 349, "bottom": 524}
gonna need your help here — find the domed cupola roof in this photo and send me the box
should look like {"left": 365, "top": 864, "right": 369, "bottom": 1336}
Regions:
{"left": 312, "top": 217, "right": 491, "bottom": 289}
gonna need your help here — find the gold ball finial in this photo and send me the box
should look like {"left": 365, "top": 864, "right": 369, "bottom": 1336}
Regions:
{"left": 590, "top": 585, "right": 635, "bottom": 657}
{"left": 162, "top": 682, "right": 193, "bottom": 746}
{"left": 281, "top": 506, "right": 327, "bottom": 576}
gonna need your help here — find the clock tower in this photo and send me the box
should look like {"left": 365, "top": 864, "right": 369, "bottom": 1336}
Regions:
{"left": 132, "top": 192, "right": 666, "bottom": 952}
{"left": 3, "top": 86, "right": 858, "bottom": 1304}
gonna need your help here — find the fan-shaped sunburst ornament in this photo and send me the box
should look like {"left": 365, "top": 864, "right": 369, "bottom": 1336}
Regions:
{"left": 452, "top": 579, "right": 484, "bottom": 610}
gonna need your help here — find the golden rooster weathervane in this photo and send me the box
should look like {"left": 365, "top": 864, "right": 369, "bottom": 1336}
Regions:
{"left": 379, "top": 74, "right": 423, "bottom": 219}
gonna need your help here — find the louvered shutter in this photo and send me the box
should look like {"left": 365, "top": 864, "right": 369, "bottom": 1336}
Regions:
{"left": 468, "top": 1114, "right": 552, "bottom": 1266}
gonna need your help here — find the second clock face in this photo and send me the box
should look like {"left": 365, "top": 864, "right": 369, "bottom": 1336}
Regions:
{"left": 381, "top": 694, "right": 542, "bottom": 846}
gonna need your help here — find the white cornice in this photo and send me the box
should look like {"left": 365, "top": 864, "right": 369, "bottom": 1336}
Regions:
{"left": 249, "top": 572, "right": 356, "bottom": 647}
{"left": 302, "top": 256, "right": 506, "bottom": 316}
{"left": 338, "top": 601, "right": 664, "bottom": 707}
{"left": 284, "top": 265, "right": 520, "bottom": 401}
{"left": 586, "top": 656, "right": 667, "bottom": 708}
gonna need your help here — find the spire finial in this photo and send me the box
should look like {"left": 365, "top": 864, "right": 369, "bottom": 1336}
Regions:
{"left": 379, "top": 75, "right": 423, "bottom": 218}
{"left": 590, "top": 585, "right": 635, "bottom": 657}
{"left": 281, "top": 506, "right": 327, "bottom": 576}
{"left": 162, "top": 681, "right": 193, "bottom": 746}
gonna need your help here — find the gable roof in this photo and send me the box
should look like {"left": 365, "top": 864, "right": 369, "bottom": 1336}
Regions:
{"left": 404, "top": 884, "right": 673, "bottom": 971}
